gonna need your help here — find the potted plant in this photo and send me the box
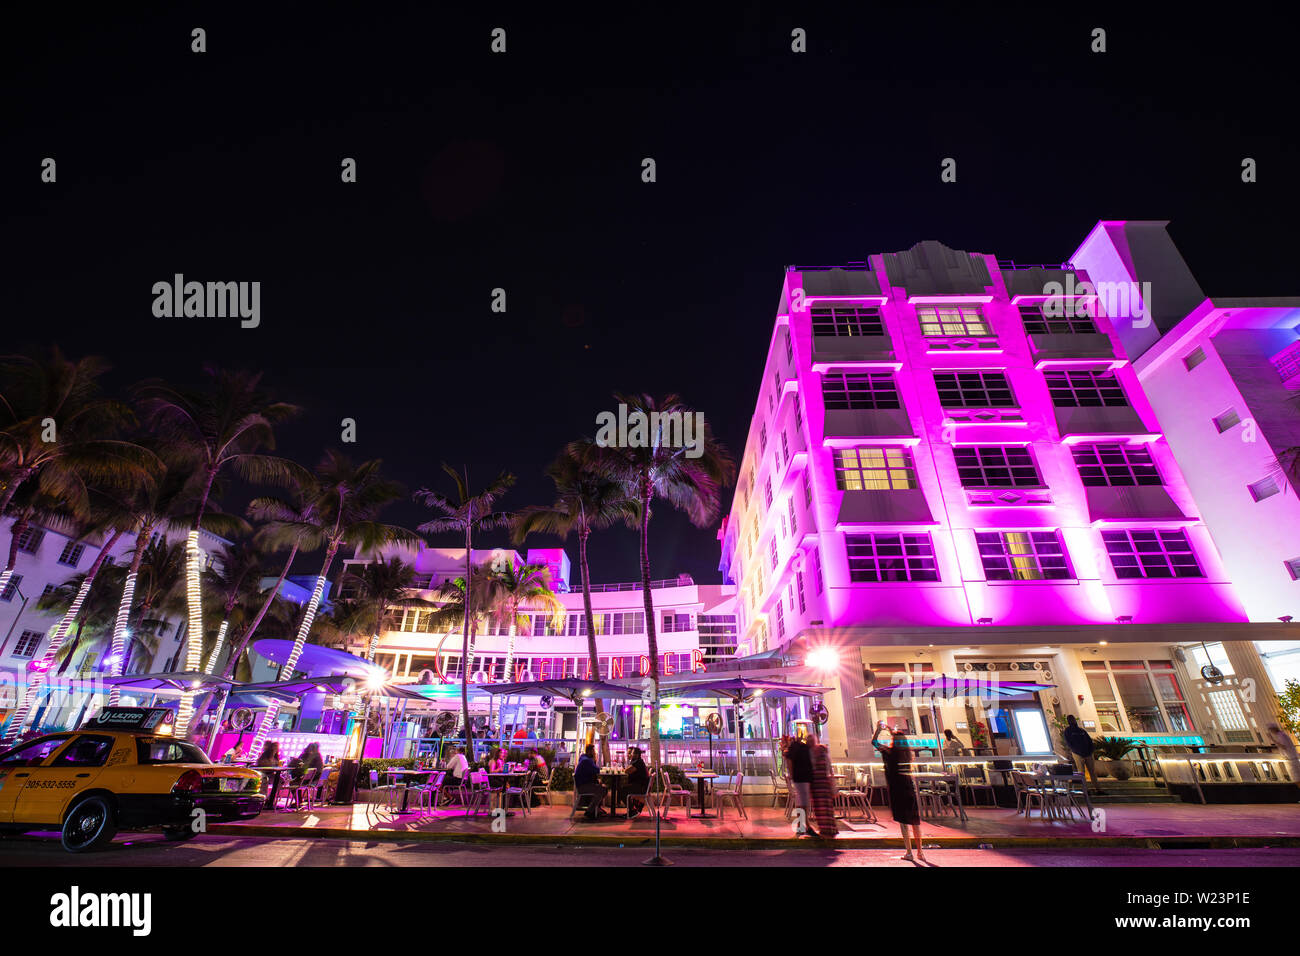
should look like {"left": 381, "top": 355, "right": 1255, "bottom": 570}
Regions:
{"left": 968, "top": 720, "right": 990, "bottom": 752}
{"left": 1092, "top": 736, "right": 1137, "bottom": 780}
{"left": 546, "top": 764, "right": 575, "bottom": 804}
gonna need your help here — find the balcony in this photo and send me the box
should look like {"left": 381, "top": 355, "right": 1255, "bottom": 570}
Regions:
{"left": 1028, "top": 332, "right": 1116, "bottom": 364}
{"left": 824, "top": 408, "right": 914, "bottom": 439}
{"left": 811, "top": 334, "right": 895, "bottom": 364}
{"left": 1053, "top": 405, "right": 1149, "bottom": 438}
{"left": 836, "top": 489, "right": 934, "bottom": 524}
{"left": 1084, "top": 485, "right": 1186, "bottom": 522}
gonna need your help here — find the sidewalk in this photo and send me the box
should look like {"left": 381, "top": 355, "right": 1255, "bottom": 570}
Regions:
{"left": 210, "top": 799, "right": 1300, "bottom": 849}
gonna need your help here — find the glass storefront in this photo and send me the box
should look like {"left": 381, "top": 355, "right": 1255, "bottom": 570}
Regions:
{"left": 1081, "top": 658, "right": 1193, "bottom": 735}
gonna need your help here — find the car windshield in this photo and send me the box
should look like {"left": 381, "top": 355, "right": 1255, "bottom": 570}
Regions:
{"left": 136, "top": 738, "right": 211, "bottom": 765}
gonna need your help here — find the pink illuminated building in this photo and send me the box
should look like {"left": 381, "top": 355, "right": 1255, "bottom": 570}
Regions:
{"left": 721, "top": 239, "right": 1300, "bottom": 762}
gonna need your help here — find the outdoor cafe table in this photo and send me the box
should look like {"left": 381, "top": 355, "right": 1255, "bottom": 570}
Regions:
{"left": 907, "top": 771, "right": 967, "bottom": 822}
{"left": 683, "top": 771, "right": 718, "bottom": 818}
{"left": 382, "top": 768, "right": 434, "bottom": 812}
{"left": 251, "top": 766, "right": 294, "bottom": 809}
{"left": 485, "top": 771, "right": 530, "bottom": 815}
{"left": 599, "top": 770, "right": 628, "bottom": 815}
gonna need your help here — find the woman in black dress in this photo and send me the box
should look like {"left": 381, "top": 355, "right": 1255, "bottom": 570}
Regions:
{"left": 872, "top": 722, "right": 926, "bottom": 863}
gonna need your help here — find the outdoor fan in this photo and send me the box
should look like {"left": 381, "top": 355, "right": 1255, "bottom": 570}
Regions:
{"left": 703, "top": 712, "right": 724, "bottom": 735}
{"left": 592, "top": 711, "right": 614, "bottom": 735}
{"left": 230, "top": 708, "right": 254, "bottom": 731}
{"left": 539, "top": 695, "right": 554, "bottom": 707}
{"left": 434, "top": 711, "right": 458, "bottom": 736}
{"left": 809, "top": 701, "right": 829, "bottom": 726}
{"left": 417, "top": 669, "right": 435, "bottom": 685}
{"left": 1197, "top": 641, "right": 1225, "bottom": 684}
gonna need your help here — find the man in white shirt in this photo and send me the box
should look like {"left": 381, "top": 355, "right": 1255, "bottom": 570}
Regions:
{"left": 443, "top": 745, "right": 470, "bottom": 784}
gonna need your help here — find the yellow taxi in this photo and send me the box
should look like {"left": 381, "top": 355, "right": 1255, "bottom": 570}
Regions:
{"left": 0, "top": 707, "right": 265, "bottom": 852}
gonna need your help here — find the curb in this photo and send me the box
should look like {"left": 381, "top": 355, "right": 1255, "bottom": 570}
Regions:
{"left": 205, "top": 824, "right": 1300, "bottom": 851}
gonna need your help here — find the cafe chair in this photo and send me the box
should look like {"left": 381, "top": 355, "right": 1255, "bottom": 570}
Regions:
{"left": 715, "top": 772, "right": 747, "bottom": 821}
{"left": 625, "top": 774, "right": 653, "bottom": 819}
{"left": 503, "top": 773, "right": 533, "bottom": 816}
{"left": 769, "top": 771, "right": 790, "bottom": 810}
{"left": 664, "top": 772, "right": 694, "bottom": 818}
{"left": 835, "top": 772, "right": 876, "bottom": 823}
{"left": 569, "top": 788, "right": 601, "bottom": 821}
{"left": 959, "top": 765, "right": 996, "bottom": 808}
{"left": 1011, "top": 771, "right": 1048, "bottom": 818}
{"left": 286, "top": 768, "right": 321, "bottom": 811}
{"left": 464, "top": 773, "right": 492, "bottom": 817}
{"left": 920, "top": 779, "right": 957, "bottom": 819}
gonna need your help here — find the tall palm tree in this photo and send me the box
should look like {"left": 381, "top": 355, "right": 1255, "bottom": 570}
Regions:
{"left": 135, "top": 367, "right": 304, "bottom": 735}
{"left": 0, "top": 349, "right": 155, "bottom": 606}
{"left": 416, "top": 464, "right": 515, "bottom": 753}
{"left": 512, "top": 448, "right": 637, "bottom": 681}
{"left": 219, "top": 485, "right": 319, "bottom": 680}
{"left": 488, "top": 560, "right": 565, "bottom": 683}
{"left": 581, "top": 393, "right": 734, "bottom": 771}
{"left": 244, "top": 451, "right": 419, "bottom": 758}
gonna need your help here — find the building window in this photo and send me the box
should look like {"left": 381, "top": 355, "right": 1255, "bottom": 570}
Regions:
{"left": 917, "top": 305, "right": 990, "bottom": 337}
{"left": 15, "top": 527, "right": 44, "bottom": 554}
{"left": 769, "top": 537, "right": 778, "bottom": 571}
{"left": 822, "top": 371, "right": 901, "bottom": 410}
{"left": 793, "top": 400, "right": 803, "bottom": 433}
{"left": 773, "top": 369, "right": 780, "bottom": 393}
{"left": 764, "top": 477, "right": 774, "bottom": 508}
{"left": 1285, "top": 557, "right": 1300, "bottom": 580}
{"left": 1183, "top": 346, "right": 1207, "bottom": 370}
{"left": 1071, "top": 443, "right": 1162, "bottom": 486}
{"left": 1082, "top": 659, "right": 1193, "bottom": 734}
{"left": 12, "top": 630, "right": 43, "bottom": 658}
{"left": 811, "top": 547, "right": 823, "bottom": 593}
{"left": 803, "top": 474, "right": 811, "bottom": 507}
{"left": 774, "top": 602, "right": 785, "bottom": 642}
{"left": 759, "top": 422, "right": 768, "bottom": 452}
{"left": 834, "top": 446, "right": 918, "bottom": 490}
{"left": 1, "top": 573, "right": 22, "bottom": 602}
{"left": 976, "top": 531, "right": 1071, "bottom": 580}
{"left": 934, "top": 370, "right": 1015, "bottom": 408}
{"left": 953, "top": 446, "right": 1041, "bottom": 488}
{"left": 1019, "top": 303, "right": 1097, "bottom": 335}
{"left": 1101, "top": 529, "right": 1203, "bottom": 579}
{"left": 846, "top": 533, "right": 939, "bottom": 582}
{"left": 780, "top": 430, "right": 789, "bottom": 464}
{"left": 1213, "top": 408, "right": 1240, "bottom": 433}
{"left": 788, "top": 496, "right": 798, "bottom": 536}
{"left": 811, "top": 305, "right": 884, "bottom": 337}
{"left": 779, "top": 513, "right": 787, "bottom": 539}
{"left": 1248, "top": 477, "right": 1281, "bottom": 502}
{"left": 1044, "top": 369, "right": 1128, "bottom": 407}
{"left": 784, "top": 329, "right": 793, "bottom": 361}
{"left": 662, "top": 612, "right": 691, "bottom": 633}
{"left": 58, "top": 542, "right": 86, "bottom": 567}
{"left": 796, "top": 570, "right": 806, "bottom": 613}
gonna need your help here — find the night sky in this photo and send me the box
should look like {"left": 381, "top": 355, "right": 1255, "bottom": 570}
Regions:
{"left": 5, "top": 5, "right": 1298, "bottom": 586}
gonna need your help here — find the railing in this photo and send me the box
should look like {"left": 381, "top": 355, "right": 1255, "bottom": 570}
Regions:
{"left": 997, "top": 259, "right": 1075, "bottom": 271}
{"left": 585, "top": 578, "right": 693, "bottom": 592}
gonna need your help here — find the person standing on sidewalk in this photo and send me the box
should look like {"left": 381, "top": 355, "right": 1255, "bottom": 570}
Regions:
{"left": 785, "top": 732, "right": 817, "bottom": 837}
{"left": 873, "top": 722, "right": 925, "bottom": 863}
{"left": 809, "top": 733, "right": 839, "bottom": 839}
{"left": 1062, "top": 715, "right": 1098, "bottom": 784}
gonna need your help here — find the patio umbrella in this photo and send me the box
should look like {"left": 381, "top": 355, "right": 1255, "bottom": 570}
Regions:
{"left": 858, "top": 676, "right": 1055, "bottom": 773}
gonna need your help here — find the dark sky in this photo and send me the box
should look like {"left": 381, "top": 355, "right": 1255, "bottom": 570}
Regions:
{"left": 5, "top": 5, "right": 1298, "bottom": 585}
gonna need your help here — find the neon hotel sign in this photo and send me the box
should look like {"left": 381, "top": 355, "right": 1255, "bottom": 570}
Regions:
{"left": 432, "top": 650, "right": 707, "bottom": 684}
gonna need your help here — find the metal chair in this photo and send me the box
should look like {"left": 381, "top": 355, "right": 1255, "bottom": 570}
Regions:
{"left": 769, "top": 771, "right": 790, "bottom": 810}
{"left": 664, "top": 772, "right": 694, "bottom": 818}
{"left": 958, "top": 764, "right": 996, "bottom": 807}
{"left": 834, "top": 769, "right": 877, "bottom": 823}
{"left": 715, "top": 772, "right": 747, "bottom": 820}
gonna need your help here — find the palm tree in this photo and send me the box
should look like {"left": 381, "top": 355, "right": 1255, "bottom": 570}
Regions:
{"left": 336, "top": 555, "right": 425, "bottom": 662}
{"left": 126, "top": 536, "right": 190, "bottom": 671}
{"left": 513, "top": 448, "right": 637, "bottom": 681}
{"left": 135, "top": 367, "right": 304, "bottom": 734}
{"left": 415, "top": 464, "right": 515, "bottom": 753}
{"left": 580, "top": 393, "right": 735, "bottom": 771}
{"left": 488, "top": 560, "right": 565, "bottom": 683}
{"left": 244, "top": 451, "right": 419, "bottom": 758}
{"left": 0, "top": 349, "right": 155, "bottom": 605}
{"left": 219, "top": 485, "right": 319, "bottom": 680}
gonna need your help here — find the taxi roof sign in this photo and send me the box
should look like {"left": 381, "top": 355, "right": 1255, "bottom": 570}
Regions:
{"left": 83, "top": 707, "right": 174, "bottom": 732}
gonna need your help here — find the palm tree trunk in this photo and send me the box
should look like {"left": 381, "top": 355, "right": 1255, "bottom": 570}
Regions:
{"left": 639, "top": 479, "right": 661, "bottom": 773}
{"left": 176, "top": 467, "right": 219, "bottom": 737}
{"left": 108, "top": 520, "right": 152, "bottom": 705}
{"left": 246, "top": 541, "right": 338, "bottom": 761}
{"left": 462, "top": 519, "right": 473, "bottom": 759}
{"left": 579, "top": 527, "right": 612, "bottom": 763}
{"left": 221, "top": 544, "right": 299, "bottom": 679}
{"left": 4, "top": 528, "right": 123, "bottom": 743}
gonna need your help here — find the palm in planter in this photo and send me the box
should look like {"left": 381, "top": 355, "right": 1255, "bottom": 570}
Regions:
{"left": 1092, "top": 736, "right": 1137, "bottom": 780}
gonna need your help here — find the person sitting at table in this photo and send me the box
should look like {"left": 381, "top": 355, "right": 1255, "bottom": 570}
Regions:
{"left": 292, "top": 742, "right": 324, "bottom": 784}
{"left": 873, "top": 723, "right": 925, "bottom": 864}
{"left": 573, "top": 744, "right": 608, "bottom": 820}
{"left": 256, "top": 741, "right": 281, "bottom": 768}
{"left": 487, "top": 747, "right": 506, "bottom": 773}
{"left": 443, "top": 744, "right": 470, "bottom": 786}
{"left": 222, "top": 741, "right": 247, "bottom": 765}
{"left": 624, "top": 747, "right": 650, "bottom": 819}
{"left": 942, "top": 729, "right": 966, "bottom": 757}
{"left": 527, "top": 748, "right": 548, "bottom": 778}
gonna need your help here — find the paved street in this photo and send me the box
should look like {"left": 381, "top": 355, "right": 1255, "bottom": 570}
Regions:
{"left": 2, "top": 832, "right": 1298, "bottom": 867}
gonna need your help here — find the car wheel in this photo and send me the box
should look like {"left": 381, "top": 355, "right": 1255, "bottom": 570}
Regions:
{"left": 161, "top": 825, "right": 196, "bottom": 842}
{"left": 61, "top": 795, "right": 117, "bottom": 853}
